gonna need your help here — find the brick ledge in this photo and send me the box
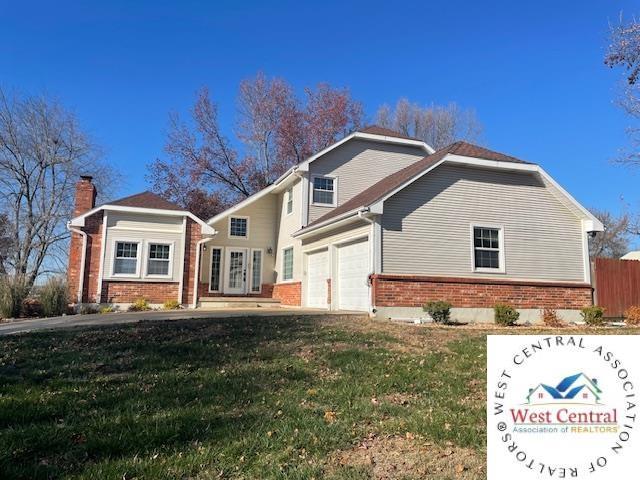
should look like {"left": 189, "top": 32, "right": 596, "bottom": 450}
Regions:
{"left": 370, "top": 274, "right": 590, "bottom": 289}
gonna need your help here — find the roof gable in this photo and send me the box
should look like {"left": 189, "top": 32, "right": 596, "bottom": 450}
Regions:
{"left": 357, "top": 125, "right": 422, "bottom": 142}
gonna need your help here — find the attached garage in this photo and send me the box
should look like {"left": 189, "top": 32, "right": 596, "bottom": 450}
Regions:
{"left": 305, "top": 249, "right": 329, "bottom": 308}
{"left": 336, "top": 238, "right": 370, "bottom": 311}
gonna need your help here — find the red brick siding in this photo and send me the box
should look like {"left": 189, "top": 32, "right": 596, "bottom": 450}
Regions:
{"left": 371, "top": 274, "right": 592, "bottom": 310}
{"left": 101, "top": 281, "right": 179, "bottom": 304}
{"left": 182, "top": 219, "right": 201, "bottom": 305}
{"left": 327, "top": 279, "right": 332, "bottom": 305}
{"left": 68, "top": 211, "right": 103, "bottom": 303}
{"left": 273, "top": 282, "right": 302, "bottom": 306}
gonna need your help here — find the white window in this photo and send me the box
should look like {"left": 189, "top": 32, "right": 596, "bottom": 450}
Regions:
{"left": 472, "top": 226, "right": 504, "bottom": 272}
{"left": 311, "top": 176, "right": 336, "bottom": 206}
{"left": 251, "top": 249, "right": 263, "bottom": 292}
{"left": 209, "top": 247, "right": 222, "bottom": 292}
{"left": 113, "top": 241, "right": 140, "bottom": 276}
{"left": 147, "top": 243, "right": 172, "bottom": 277}
{"left": 286, "top": 188, "right": 293, "bottom": 215}
{"left": 282, "top": 247, "right": 294, "bottom": 281}
{"left": 229, "top": 216, "right": 248, "bottom": 239}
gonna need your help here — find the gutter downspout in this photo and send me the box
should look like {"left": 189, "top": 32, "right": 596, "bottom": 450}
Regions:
{"left": 67, "top": 222, "right": 87, "bottom": 304}
{"left": 357, "top": 208, "right": 378, "bottom": 316}
{"left": 192, "top": 237, "right": 213, "bottom": 308}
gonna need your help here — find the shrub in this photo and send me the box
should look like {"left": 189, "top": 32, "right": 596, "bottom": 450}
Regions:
{"left": 163, "top": 299, "right": 181, "bottom": 310}
{"left": 0, "top": 275, "right": 29, "bottom": 319}
{"left": 494, "top": 303, "right": 520, "bottom": 326}
{"left": 79, "top": 304, "right": 98, "bottom": 315}
{"left": 623, "top": 306, "right": 640, "bottom": 326}
{"left": 99, "top": 305, "right": 115, "bottom": 314}
{"left": 540, "top": 308, "right": 564, "bottom": 327}
{"left": 581, "top": 306, "right": 605, "bottom": 326}
{"left": 128, "top": 298, "right": 151, "bottom": 312}
{"left": 40, "top": 277, "right": 68, "bottom": 317}
{"left": 423, "top": 300, "right": 452, "bottom": 324}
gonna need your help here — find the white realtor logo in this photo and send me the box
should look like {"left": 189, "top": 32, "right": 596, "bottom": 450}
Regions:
{"left": 487, "top": 335, "right": 638, "bottom": 479}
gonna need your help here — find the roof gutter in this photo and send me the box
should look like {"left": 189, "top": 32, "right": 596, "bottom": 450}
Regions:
{"left": 292, "top": 207, "right": 370, "bottom": 239}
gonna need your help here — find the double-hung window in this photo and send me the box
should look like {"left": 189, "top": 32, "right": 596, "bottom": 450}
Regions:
{"left": 113, "top": 241, "right": 139, "bottom": 275}
{"left": 286, "top": 188, "right": 293, "bottom": 215}
{"left": 282, "top": 247, "right": 294, "bottom": 281}
{"left": 472, "top": 226, "right": 504, "bottom": 272}
{"left": 229, "top": 217, "right": 248, "bottom": 239}
{"left": 147, "top": 243, "right": 172, "bottom": 276}
{"left": 312, "top": 176, "right": 336, "bottom": 206}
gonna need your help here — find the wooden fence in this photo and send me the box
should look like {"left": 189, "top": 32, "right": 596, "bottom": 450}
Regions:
{"left": 593, "top": 257, "right": 640, "bottom": 318}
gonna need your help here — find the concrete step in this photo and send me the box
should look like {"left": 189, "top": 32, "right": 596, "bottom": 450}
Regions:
{"left": 198, "top": 297, "right": 281, "bottom": 309}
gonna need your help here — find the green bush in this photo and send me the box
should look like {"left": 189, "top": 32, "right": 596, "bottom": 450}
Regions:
{"left": 163, "top": 299, "right": 181, "bottom": 310}
{"left": 99, "top": 305, "right": 115, "bottom": 314}
{"left": 423, "top": 300, "right": 452, "bottom": 324}
{"left": 0, "top": 275, "right": 29, "bottom": 319}
{"left": 494, "top": 303, "right": 520, "bottom": 326}
{"left": 128, "top": 298, "right": 151, "bottom": 312}
{"left": 581, "top": 306, "right": 605, "bottom": 326}
{"left": 40, "top": 277, "right": 68, "bottom": 317}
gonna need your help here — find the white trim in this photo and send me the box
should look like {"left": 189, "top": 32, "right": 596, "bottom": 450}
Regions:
{"left": 228, "top": 215, "right": 249, "bottom": 240}
{"left": 581, "top": 220, "right": 592, "bottom": 284}
{"left": 250, "top": 248, "right": 264, "bottom": 293}
{"left": 310, "top": 174, "right": 338, "bottom": 207}
{"left": 470, "top": 224, "right": 506, "bottom": 274}
{"left": 192, "top": 238, "right": 213, "bottom": 307}
{"left": 281, "top": 245, "right": 295, "bottom": 282}
{"left": 177, "top": 217, "right": 187, "bottom": 304}
{"left": 143, "top": 241, "right": 175, "bottom": 279}
{"left": 110, "top": 238, "right": 143, "bottom": 278}
{"left": 285, "top": 187, "right": 294, "bottom": 216}
{"left": 292, "top": 208, "right": 366, "bottom": 239}
{"left": 67, "top": 224, "right": 87, "bottom": 304}
{"left": 96, "top": 212, "right": 108, "bottom": 302}
{"left": 208, "top": 246, "right": 224, "bottom": 293}
{"left": 301, "top": 173, "right": 310, "bottom": 227}
{"left": 206, "top": 167, "right": 299, "bottom": 225}
{"left": 70, "top": 205, "right": 216, "bottom": 235}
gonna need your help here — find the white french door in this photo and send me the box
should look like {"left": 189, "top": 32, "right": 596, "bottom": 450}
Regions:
{"left": 224, "top": 248, "right": 247, "bottom": 294}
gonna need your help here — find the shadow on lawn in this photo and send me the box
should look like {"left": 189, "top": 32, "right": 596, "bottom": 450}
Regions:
{"left": 0, "top": 316, "right": 338, "bottom": 479}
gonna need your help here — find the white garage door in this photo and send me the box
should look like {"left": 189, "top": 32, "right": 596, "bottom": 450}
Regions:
{"left": 337, "top": 238, "right": 370, "bottom": 311}
{"left": 306, "top": 249, "right": 328, "bottom": 308}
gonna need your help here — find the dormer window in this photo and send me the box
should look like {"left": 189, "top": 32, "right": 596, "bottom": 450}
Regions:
{"left": 311, "top": 175, "right": 336, "bottom": 207}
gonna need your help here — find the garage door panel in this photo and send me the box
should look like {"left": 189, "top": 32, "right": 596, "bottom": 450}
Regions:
{"left": 306, "top": 249, "right": 328, "bottom": 308}
{"left": 337, "top": 239, "right": 369, "bottom": 311}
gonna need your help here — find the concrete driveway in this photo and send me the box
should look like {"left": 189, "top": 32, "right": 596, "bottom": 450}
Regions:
{"left": 0, "top": 308, "right": 362, "bottom": 336}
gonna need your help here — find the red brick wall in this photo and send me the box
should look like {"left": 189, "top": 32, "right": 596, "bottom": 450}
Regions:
{"left": 273, "top": 282, "right": 302, "bottom": 306}
{"left": 101, "top": 281, "right": 179, "bottom": 304}
{"left": 182, "top": 219, "right": 202, "bottom": 305}
{"left": 68, "top": 211, "right": 103, "bottom": 304}
{"left": 371, "top": 274, "right": 592, "bottom": 310}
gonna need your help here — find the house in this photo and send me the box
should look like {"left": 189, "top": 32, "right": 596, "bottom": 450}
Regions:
{"left": 621, "top": 251, "right": 640, "bottom": 261}
{"left": 527, "top": 384, "right": 562, "bottom": 404}
{"left": 526, "top": 373, "right": 602, "bottom": 405}
{"left": 67, "top": 125, "right": 604, "bottom": 322}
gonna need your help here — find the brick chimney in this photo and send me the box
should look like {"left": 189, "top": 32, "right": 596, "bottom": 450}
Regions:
{"left": 74, "top": 175, "right": 97, "bottom": 216}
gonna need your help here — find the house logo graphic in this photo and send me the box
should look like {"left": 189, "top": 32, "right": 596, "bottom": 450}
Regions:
{"left": 526, "top": 372, "right": 602, "bottom": 405}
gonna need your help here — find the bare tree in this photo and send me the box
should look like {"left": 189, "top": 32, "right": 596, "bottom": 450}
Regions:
{"left": 0, "top": 213, "right": 11, "bottom": 275}
{"left": 605, "top": 16, "right": 640, "bottom": 165}
{"left": 589, "top": 208, "right": 631, "bottom": 258}
{"left": 375, "top": 99, "right": 483, "bottom": 149}
{"left": 0, "top": 88, "right": 114, "bottom": 289}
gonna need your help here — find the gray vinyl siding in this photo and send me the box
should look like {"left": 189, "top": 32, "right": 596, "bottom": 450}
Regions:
{"left": 103, "top": 212, "right": 185, "bottom": 282}
{"left": 381, "top": 164, "right": 586, "bottom": 282}
{"left": 308, "top": 139, "right": 425, "bottom": 223}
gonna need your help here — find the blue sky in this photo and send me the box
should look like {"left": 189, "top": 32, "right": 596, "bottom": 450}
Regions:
{"left": 2, "top": 0, "right": 639, "bottom": 222}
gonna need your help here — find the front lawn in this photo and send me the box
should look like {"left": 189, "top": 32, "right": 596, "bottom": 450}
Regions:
{"left": 0, "top": 316, "right": 637, "bottom": 479}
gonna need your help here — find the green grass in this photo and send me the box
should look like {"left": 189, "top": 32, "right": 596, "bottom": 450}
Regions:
{"left": 0, "top": 316, "right": 636, "bottom": 479}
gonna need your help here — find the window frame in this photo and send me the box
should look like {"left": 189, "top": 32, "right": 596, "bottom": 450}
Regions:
{"left": 209, "top": 246, "right": 224, "bottom": 293}
{"left": 470, "top": 224, "right": 505, "bottom": 274}
{"left": 310, "top": 175, "right": 337, "bottom": 207}
{"left": 111, "top": 239, "right": 142, "bottom": 278}
{"left": 282, "top": 246, "right": 294, "bottom": 281}
{"left": 228, "top": 215, "right": 249, "bottom": 240}
{"left": 286, "top": 187, "right": 293, "bottom": 216}
{"left": 144, "top": 241, "right": 174, "bottom": 279}
{"left": 250, "top": 248, "right": 263, "bottom": 293}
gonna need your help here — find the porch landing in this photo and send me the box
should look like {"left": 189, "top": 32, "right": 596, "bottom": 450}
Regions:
{"left": 199, "top": 296, "right": 282, "bottom": 309}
